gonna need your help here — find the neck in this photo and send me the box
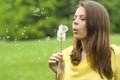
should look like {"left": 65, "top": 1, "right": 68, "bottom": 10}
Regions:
{"left": 81, "top": 40, "right": 87, "bottom": 60}
{"left": 81, "top": 40, "right": 86, "bottom": 52}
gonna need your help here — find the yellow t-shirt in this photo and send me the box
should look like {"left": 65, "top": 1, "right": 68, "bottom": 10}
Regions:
{"left": 62, "top": 45, "right": 120, "bottom": 80}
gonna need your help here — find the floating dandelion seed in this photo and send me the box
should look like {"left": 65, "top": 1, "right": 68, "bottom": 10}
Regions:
{"left": 6, "top": 28, "right": 9, "bottom": 33}
{"left": 33, "top": 14, "right": 41, "bottom": 17}
{"left": 14, "top": 44, "right": 17, "bottom": 47}
{"left": 42, "top": 8, "right": 44, "bottom": 10}
{"left": 21, "top": 45, "right": 24, "bottom": 48}
{"left": 33, "top": 8, "right": 41, "bottom": 17}
{"left": 21, "top": 32, "right": 24, "bottom": 36}
{"left": 33, "top": 7, "right": 45, "bottom": 17}
{"left": 53, "top": 29, "right": 57, "bottom": 33}
{"left": 3, "top": 37, "right": 5, "bottom": 40}
{"left": 14, "top": 38, "right": 17, "bottom": 41}
{"left": 37, "top": 14, "right": 41, "bottom": 17}
{"left": 24, "top": 36, "right": 28, "bottom": 39}
{"left": 45, "top": 36, "right": 50, "bottom": 41}
{"left": 46, "top": 16, "right": 49, "bottom": 19}
{"left": 38, "top": 40, "right": 41, "bottom": 42}
{"left": 6, "top": 36, "right": 11, "bottom": 39}
{"left": 23, "top": 30, "right": 26, "bottom": 33}
{"left": 38, "top": 57, "right": 41, "bottom": 61}
{"left": 16, "top": 25, "right": 18, "bottom": 28}
{"left": 40, "top": 12, "right": 43, "bottom": 14}
{"left": 14, "top": 38, "right": 17, "bottom": 47}
{"left": 33, "top": 14, "right": 36, "bottom": 16}
{"left": 24, "top": 26, "right": 27, "bottom": 29}
{"left": 33, "top": 8, "right": 40, "bottom": 13}
{"left": 14, "top": 41, "right": 17, "bottom": 44}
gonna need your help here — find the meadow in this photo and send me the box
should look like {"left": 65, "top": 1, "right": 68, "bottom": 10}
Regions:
{"left": 0, "top": 34, "right": 120, "bottom": 80}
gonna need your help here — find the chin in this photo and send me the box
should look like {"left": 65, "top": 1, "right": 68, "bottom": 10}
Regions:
{"left": 74, "top": 36, "right": 81, "bottom": 40}
{"left": 74, "top": 35, "right": 86, "bottom": 40}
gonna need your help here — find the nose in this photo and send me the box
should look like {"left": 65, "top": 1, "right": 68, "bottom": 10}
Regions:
{"left": 73, "top": 18, "right": 79, "bottom": 25}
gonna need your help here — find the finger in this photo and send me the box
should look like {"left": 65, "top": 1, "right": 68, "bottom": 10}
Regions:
{"left": 52, "top": 53, "right": 62, "bottom": 59}
{"left": 57, "top": 52, "right": 63, "bottom": 57}
{"left": 48, "top": 53, "right": 63, "bottom": 65}
{"left": 48, "top": 60, "right": 57, "bottom": 64}
{"left": 50, "top": 56, "right": 60, "bottom": 62}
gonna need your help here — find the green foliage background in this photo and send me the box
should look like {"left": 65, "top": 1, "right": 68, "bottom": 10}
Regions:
{"left": 0, "top": 0, "right": 120, "bottom": 40}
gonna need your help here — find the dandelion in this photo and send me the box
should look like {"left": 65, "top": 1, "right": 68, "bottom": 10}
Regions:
{"left": 57, "top": 24, "right": 68, "bottom": 80}
{"left": 57, "top": 24, "right": 68, "bottom": 41}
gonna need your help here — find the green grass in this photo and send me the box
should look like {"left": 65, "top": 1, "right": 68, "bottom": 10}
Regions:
{"left": 110, "top": 34, "right": 120, "bottom": 45}
{"left": 0, "top": 34, "right": 120, "bottom": 80}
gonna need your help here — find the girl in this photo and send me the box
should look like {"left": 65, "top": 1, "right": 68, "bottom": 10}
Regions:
{"left": 49, "top": 0, "right": 120, "bottom": 80}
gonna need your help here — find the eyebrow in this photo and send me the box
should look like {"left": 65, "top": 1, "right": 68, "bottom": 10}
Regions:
{"left": 74, "top": 14, "right": 86, "bottom": 18}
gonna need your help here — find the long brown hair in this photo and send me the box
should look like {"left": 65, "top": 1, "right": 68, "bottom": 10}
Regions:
{"left": 71, "top": 0, "right": 113, "bottom": 79}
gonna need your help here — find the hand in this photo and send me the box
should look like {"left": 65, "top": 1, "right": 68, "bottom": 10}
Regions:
{"left": 48, "top": 52, "right": 63, "bottom": 73}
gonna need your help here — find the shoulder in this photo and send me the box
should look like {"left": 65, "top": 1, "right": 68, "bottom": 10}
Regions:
{"left": 111, "top": 44, "right": 120, "bottom": 64}
{"left": 111, "top": 44, "right": 120, "bottom": 56}
{"left": 62, "top": 46, "right": 73, "bottom": 62}
{"left": 62, "top": 46, "right": 73, "bottom": 55}
{"left": 110, "top": 44, "right": 120, "bottom": 79}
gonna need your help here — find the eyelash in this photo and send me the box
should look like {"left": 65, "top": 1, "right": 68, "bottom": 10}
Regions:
{"left": 73, "top": 17, "right": 86, "bottom": 21}
{"left": 81, "top": 18, "right": 86, "bottom": 21}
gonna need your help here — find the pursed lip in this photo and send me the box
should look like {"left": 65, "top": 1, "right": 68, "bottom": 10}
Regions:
{"left": 73, "top": 28, "right": 78, "bottom": 34}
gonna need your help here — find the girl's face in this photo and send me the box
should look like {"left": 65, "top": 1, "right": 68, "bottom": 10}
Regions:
{"left": 73, "top": 6, "right": 87, "bottom": 40}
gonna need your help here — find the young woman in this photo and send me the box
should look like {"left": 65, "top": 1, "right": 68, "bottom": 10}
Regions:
{"left": 48, "top": 0, "right": 120, "bottom": 80}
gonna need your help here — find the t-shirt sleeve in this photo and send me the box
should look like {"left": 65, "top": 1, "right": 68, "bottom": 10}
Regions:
{"left": 117, "top": 46, "right": 120, "bottom": 79}
{"left": 111, "top": 45, "right": 120, "bottom": 79}
{"left": 62, "top": 46, "right": 73, "bottom": 63}
{"left": 115, "top": 45, "right": 120, "bottom": 80}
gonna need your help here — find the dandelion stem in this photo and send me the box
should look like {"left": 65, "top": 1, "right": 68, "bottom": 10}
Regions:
{"left": 57, "top": 37, "right": 62, "bottom": 80}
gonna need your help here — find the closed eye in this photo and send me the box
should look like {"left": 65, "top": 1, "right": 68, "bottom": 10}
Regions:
{"left": 81, "top": 18, "right": 86, "bottom": 21}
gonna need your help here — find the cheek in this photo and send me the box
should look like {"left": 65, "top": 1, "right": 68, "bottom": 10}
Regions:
{"left": 79, "top": 29, "right": 87, "bottom": 36}
{"left": 79, "top": 25, "right": 87, "bottom": 37}
{"left": 83, "top": 27, "right": 87, "bottom": 35}
{"left": 83, "top": 30, "right": 87, "bottom": 37}
{"left": 79, "top": 24, "right": 87, "bottom": 33}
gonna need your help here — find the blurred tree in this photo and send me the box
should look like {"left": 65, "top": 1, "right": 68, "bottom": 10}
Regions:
{"left": 0, "top": 0, "right": 119, "bottom": 41}
{"left": 98, "top": 0, "right": 120, "bottom": 33}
